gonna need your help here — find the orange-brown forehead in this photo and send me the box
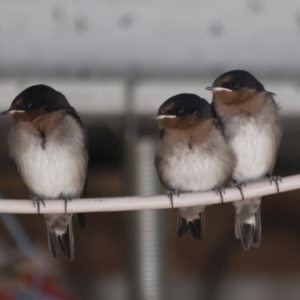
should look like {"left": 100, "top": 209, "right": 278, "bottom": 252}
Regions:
{"left": 214, "top": 75, "right": 233, "bottom": 86}
{"left": 11, "top": 96, "right": 23, "bottom": 108}
{"left": 158, "top": 100, "right": 175, "bottom": 114}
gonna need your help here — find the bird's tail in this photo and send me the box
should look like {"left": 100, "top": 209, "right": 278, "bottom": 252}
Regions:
{"left": 47, "top": 221, "right": 74, "bottom": 260}
{"left": 75, "top": 213, "right": 86, "bottom": 229}
{"left": 234, "top": 197, "right": 261, "bottom": 250}
{"left": 177, "top": 206, "right": 205, "bottom": 240}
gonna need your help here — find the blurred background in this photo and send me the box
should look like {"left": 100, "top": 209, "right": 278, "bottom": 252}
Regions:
{"left": 0, "top": 0, "right": 300, "bottom": 299}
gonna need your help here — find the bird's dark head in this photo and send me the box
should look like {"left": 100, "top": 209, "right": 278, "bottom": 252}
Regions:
{"left": 206, "top": 70, "right": 265, "bottom": 105}
{"left": 154, "top": 93, "right": 212, "bottom": 129}
{"left": 1, "top": 85, "right": 72, "bottom": 122}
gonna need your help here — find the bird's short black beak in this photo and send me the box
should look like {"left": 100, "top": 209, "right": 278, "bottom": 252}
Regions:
{"left": 205, "top": 86, "right": 215, "bottom": 91}
{"left": 0, "top": 110, "right": 10, "bottom": 115}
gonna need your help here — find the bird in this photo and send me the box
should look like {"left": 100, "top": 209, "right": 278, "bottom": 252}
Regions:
{"left": 1, "top": 84, "right": 89, "bottom": 260}
{"left": 154, "top": 93, "right": 235, "bottom": 240}
{"left": 206, "top": 70, "right": 282, "bottom": 250}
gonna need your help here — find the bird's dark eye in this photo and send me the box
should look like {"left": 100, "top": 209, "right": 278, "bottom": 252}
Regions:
{"left": 230, "top": 81, "right": 240, "bottom": 90}
{"left": 175, "top": 107, "right": 185, "bottom": 116}
{"left": 23, "top": 101, "right": 32, "bottom": 110}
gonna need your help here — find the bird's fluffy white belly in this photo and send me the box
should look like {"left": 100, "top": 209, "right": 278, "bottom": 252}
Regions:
{"left": 164, "top": 146, "right": 223, "bottom": 192}
{"left": 19, "top": 138, "right": 83, "bottom": 199}
{"left": 231, "top": 122, "right": 273, "bottom": 182}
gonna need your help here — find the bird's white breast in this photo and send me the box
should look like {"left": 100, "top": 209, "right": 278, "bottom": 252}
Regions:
{"left": 9, "top": 120, "right": 87, "bottom": 199}
{"left": 231, "top": 119, "right": 274, "bottom": 182}
{"left": 162, "top": 143, "right": 226, "bottom": 192}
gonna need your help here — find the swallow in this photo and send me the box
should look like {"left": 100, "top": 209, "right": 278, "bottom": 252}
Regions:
{"left": 206, "top": 70, "right": 282, "bottom": 250}
{"left": 154, "top": 93, "right": 235, "bottom": 240}
{"left": 1, "top": 85, "right": 89, "bottom": 260}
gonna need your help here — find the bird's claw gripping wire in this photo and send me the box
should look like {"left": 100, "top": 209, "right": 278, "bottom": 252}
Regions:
{"left": 62, "top": 195, "right": 72, "bottom": 213}
{"left": 214, "top": 187, "right": 225, "bottom": 203}
{"left": 268, "top": 175, "right": 282, "bottom": 193}
{"left": 33, "top": 197, "right": 45, "bottom": 214}
{"left": 233, "top": 180, "right": 246, "bottom": 200}
{"left": 167, "top": 189, "right": 179, "bottom": 208}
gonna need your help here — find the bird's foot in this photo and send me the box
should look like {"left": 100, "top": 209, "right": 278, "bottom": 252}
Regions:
{"left": 32, "top": 196, "right": 45, "bottom": 214}
{"left": 214, "top": 187, "right": 225, "bottom": 203}
{"left": 267, "top": 175, "right": 282, "bottom": 193}
{"left": 233, "top": 180, "right": 246, "bottom": 200}
{"left": 62, "top": 195, "right": 72, "bottom": 213}
{"left": 167, "top": 189, "right": 179, "bottom": 208}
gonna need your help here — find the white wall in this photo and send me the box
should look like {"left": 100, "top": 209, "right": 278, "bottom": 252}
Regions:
{"left": 1, "top": 0, "right": 300, "bottom": 76}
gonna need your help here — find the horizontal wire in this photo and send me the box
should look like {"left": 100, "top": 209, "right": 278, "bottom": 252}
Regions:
{"left": 1, "top": 175, "right": 299, "bottom": 214}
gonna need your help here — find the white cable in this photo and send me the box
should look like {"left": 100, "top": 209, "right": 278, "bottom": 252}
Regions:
{"left": 1, "top": 175, "right": 299, "bottom": 214}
